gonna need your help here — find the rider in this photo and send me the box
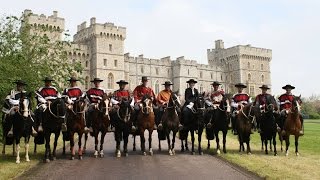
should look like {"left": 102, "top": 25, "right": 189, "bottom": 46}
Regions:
{"left": 132, "top": 76, "right": 156, "bottom": 131}
{"left": 231, "top": 83, "right": 253, "bottom": 135}
{"left": 157, "top": 81, "right": 182, "bottom": 130}
{"left": 110, "top": 80, "right": 134, "bottom": 129}
{"left": 278, "top": 84, "right": 304, "bottom": 135}
{"left": 62, "top": 77, "right": 84, "bottom": 132}
{"left": 35, "top": 77, "right": 61, "bottom": 132}
{"left": 254, "top": 85, "right": 277, "bottom": 132}
{"left": 85, "top": 77, "right": 106, "bottom": 133}
{"left": 181, "top": 79, "right": 199, "bottom": 127}
{"left": 204, "top": 81, "right": 231, "bottom": 127}
{"left": 3, "top": 80, "right": 37, "bottom": 137}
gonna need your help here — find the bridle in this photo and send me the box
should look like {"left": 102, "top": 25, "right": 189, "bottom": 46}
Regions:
{"left": 48, "top": 100, "right": 66, "bottom": 119}
{"left": 117, "top": 100, "right": 131, "bottom": 122}
{"left": 240, "top": 104, "right": 255, "bottom": 123}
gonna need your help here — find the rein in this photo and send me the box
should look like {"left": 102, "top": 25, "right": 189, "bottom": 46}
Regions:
{"left": 48, "top": 102, "right": 66, "bottom": 119}
{"left": 240, "top": 104, "right": 255, "bottom": 123}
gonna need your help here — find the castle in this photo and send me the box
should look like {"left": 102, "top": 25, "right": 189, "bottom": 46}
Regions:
{"left": 23, "top": 10, "right": 272, "bottom": 97}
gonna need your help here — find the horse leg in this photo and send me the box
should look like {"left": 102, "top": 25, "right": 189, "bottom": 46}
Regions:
{"left": 115, "top": 129, "right": 121, "bottom": 158}
{"left": 269, "top": 140, "right": 272, "bottom": 151}
{"left": 34, "top": 143, "right": 37, "bottom": 154}
{"left": 207, "top": 140, "right": 210, "bottom": 150}
{"left": 16, "top": 143, "right": 20, "bottom": 164}
{"left": 70, "top": 132, "right": 75, "bottom": 160}
{"left": 148, "top": 129, "right": 153, "bottom": 156}
{"left": 13, "top": 139, "right": 16, "bottom": 156}
{"left": 94, "top": 133, "right": 99, "bottom": 158}
{"left": 238, "top": 134, "right": 243, "bottom": 152}
{"left": 172, "top": 131, "right": 176, "bottom": 155}
{"left": 44, "top": 133, "right": 51, "bottom": 163}
{"left": 215, "top": 132, "right": 220, "bottom": 154}
{"left": 198, "top": 130, "right": 203, "bottom": 155}
{"left": 158, "top": 138, "right": 162, "bottom": 152}
{"left": 52, "top": 132, "right": 59, "bottom": 160}
{"left": 2, "top": 137, "right": 5, "bottom": 155}
{"left": 295, "top": 135, "right": 299, "bottom": 156}
{"left": 78, "top": 133, "right": 83, "bottom": 160}
{"left": 185, "top": 139, "right": 189, "bottom": 151}
{"left": 123, "top": 130, "right": 129, "bottom": 157}
{"left": 167, "top": 132, "right": 172, "bottom": 155}
{"left": 261, "top": 135, "right": 264, "bottom": 151}
{"left": 285, "top": 135, "right": 290, "bottom": 156}
{"left": 273, "top": 135, "right": 277, "bottom": 156}
{"left": 100, "top": 132, "right": 106, "bottom": 158}
{"left": 264, "top": 139, "right": 268, "bottom": 154}
{"left": 223, "top": 130, "right": 227, "bottom": 153}
{"left": 83, "top": 133, "right": 88, "bottom": 154}
{"left": 191, "top": 130, "right": 195, "bottom": 155}
{"left": 180, "top": 139, "right": 185, "bottom": 152}
{"left": 25, "top": 137, "right": 30, "bottom": 162}
{"left": 133, "top": 135, "right": 136, "bottom": 151}
{"left": 140, "top": 129, "right": 146, "bottom": 155}
{"left": 247, "top": 137, "right": 251, "bottom": 155}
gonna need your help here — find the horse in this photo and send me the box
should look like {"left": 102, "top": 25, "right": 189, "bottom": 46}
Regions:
{"left": 283, "top": 96, "right": 302, "bottom": 156}
{"left": 207, "top": 97, "right": 231, "bottom": 154}
{"left": 42, "top": 97, "right": 67, "bottom": 162}
{"left": 2, "top": 106, "right": 16, "bottom": 156}
{"left": 137, "top": 94, "right": 155, "bottom": 156}
{"left": 259, "top": 95, "right": 279, "bottom": 156}
{"left": 236, "top": 103, "right": 255, "bottom": 154}
{"left": 64, "top": 98, "right": 87, "bottom": 160}
{"left": 161, "top": 91, "right": 181, "bottom": 156}
{"left": 89, "top": 95, "right": 111, "bottom": 158}
{"left": 111, "top": 98, "right": 133, "bottom": 158}
{"left": 181, "top": 94, "right": 206, "bottom": 155}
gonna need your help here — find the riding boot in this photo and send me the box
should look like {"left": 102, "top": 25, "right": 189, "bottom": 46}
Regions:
{"left": 31, "top": 126, "right": 38, "bottom": 137}
{"left": 38, "top": 112, "right": 44, "bottom": 132}
{"left": 7, "top": 125, "right": 13, "bottom": 137}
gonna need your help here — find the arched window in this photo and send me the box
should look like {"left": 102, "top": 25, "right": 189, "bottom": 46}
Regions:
{"left": 155, "top": 81, "right": 160, "bottom": 94}
{"left": 85, "top": 61, "right": 88, "bottom": 68}
{"left": 247, "top": 62, "right": 250, "bottom": 69}
{"left": 141, "top": 66, "right": 144, "bottom": 73}
{"left": 188, "top": 69, "right": 190, "bottom": 75}
{"left": 85, "top": 76, "right": 89, "bottom": 90}
{"left": 156, "top": 68, "right": 159, "bottom": 75}
{"left": 104, "top": 59, "right": 107, "bottom": 66}
{"left": 261, "top": 74, "right": 265, "bottom": 83}
{"left": 261, "top": 64, "right": 264, "bottom": 70}
{"left": 248, "top": 73, "right": 252, "bottom": 81}
{"left": 107, "top": 73, "right": 114, "bottom": 89}
{"left": 200, "top": 71, "right": 203, "bottom": 78}
{"left": 199, "top": 84, "right": 204, "bottom": 93}
{"left": 210, "top": 73, "right": 213, "bottom": 79}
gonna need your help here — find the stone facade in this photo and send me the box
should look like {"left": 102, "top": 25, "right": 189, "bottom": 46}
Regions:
{"left": 23, "top": 10, "right": 272, "bottom": 97}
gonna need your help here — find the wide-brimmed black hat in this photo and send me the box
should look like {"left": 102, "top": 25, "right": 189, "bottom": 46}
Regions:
{"left": 211, "top": 81, "right": 221, "bottom": 86}
{"left": 67, "top": 77, "right": 79, "bottom": 82}
{"left": 162, "top": 81, "right": 173, "bottom": 86}
{"left": 259, "top": 85, "right": 270, "bottom": 89}
{"left": 91, "top": 78, "right": 103, "bottom": 82}
{"left": 142, "top": 76, "right": 149, "bottom": 82}
{"left": 116, "top": 80, "right": 129, "bottom": 85}
{"left": 282, "top": 84, "right": 295, "bottom": 90}
{"left": 186, "top": 79, "right": 197, "bottom": 84}
{"left": 235, "top": 83, "right": 247, "bottom": 88}
{"left": 13, "top": 80, "right": 27, "bottom": 86}
{"left": 43, "top": 77, "right": 55, "bottom": 82}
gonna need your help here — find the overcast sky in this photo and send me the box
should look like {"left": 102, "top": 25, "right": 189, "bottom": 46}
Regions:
{"left": 0, "top": 0, "right": 318, "bottom": 96}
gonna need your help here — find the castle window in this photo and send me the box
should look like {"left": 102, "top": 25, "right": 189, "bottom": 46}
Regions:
{"left": 114, "top": 60, "right": 118, "bottom": 67}
{"left": 104, "top": 59, "right": 107, "bottom": 66}
{"left": 247, "top": 62, "right": 250, "bottom": 69}
{"left": 85, "top": 61, "right": 88, "bottom": 68}
{"left": 261, "top": 64, "right": 264, "bottom": 70}
{"left": 107, "top": 73, "right": 114, "bottom": 89}
{"left": 200, "top": 84, "right": 204, "bottom": 93}
{"left": 156, "top": 68, "right": 159, "bottom": 75}
{"left": 188, "top": 69, "right": 190, "bottom": 75}
{"left": 167, "top": 69, "right": 170, "bottom": 76}
{"left": 141, "top": 66, "right": 144, "bottom": 73}
{"left": 261, "top": 74, "right": 265, "bottom": 83}
{"left": 155, "top": 81, "right": 160, "bottom": 94}
{"left": 248, "top": 73, "right": 252, "bottom": 81}
{"left": 249, "top": 86, "right": 255, "bottom": 96}
{"left": 211, "top": 73, "right": 213, "bottom": 79}
{"left": 221, "top": 74, "right": 223, "bottom": 81}
{"left": 85, "top": 76, "right": 90, "bottom": 90}
{"left": 109, "top": 44, "right": 112, "bottom": 52}
{"left": 200, "top": 71, "right": 203, "bottom": 78}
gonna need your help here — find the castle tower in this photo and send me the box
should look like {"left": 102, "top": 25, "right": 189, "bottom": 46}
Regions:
{"left": 73, "top": 18, "right": 126, "bottom": 91}
{"left": 23, "top": 9, "right": 65, "bottom": 41}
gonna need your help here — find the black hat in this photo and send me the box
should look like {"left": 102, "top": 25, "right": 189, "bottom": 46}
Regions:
{"left": 13, "top": 80, "right": 27, "bottom": 86}
{"left": 282, "top": 84, "right": 295, "bottom": 90}
{"left": 235, "top": 83, "right": 247, "bottom": 88}
{"left": 211, "top": 81, "right": 221, "bottom": 86}
{"left": 259, "top": 85, "right": 270, "bottom": 89}
{"left": 43, "top": 77, "right": 55, "bottom": 82}
{"left": 142, "top": 76, "right": 149, "bottom": 82}
{"left": 67, "top": 77, "right": 79, "bottom": 82}
{"left": 116, "top": 80, "right": 129, "bottom": 85}
{"left": 91, "top": 78, "right": 103, "bottom": 82}
{"left": 186, "top": 79, "right": 197, "bottom": 84}
{"left": 162, "top": 81, "right": 173, "bottom": 86}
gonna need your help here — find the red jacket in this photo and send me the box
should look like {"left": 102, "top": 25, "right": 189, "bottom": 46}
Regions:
{"left": 278, "top": 94, "right": 294, "bottom": 110}
{"left": 233, "top": 93, "right": 250, "bottom": 103}
{"left": 63, "top": 87, "right": 83, "bottom": 100}
{"left": 133, "top": 85, "right": 155, "bottom": 102}
{"left": 86, "top": 87, "right": 106, "bottom": 103}
{"left": 114, "top": 89, "right": 131, "bottom": 101}
{"left": 36, "top": 86, "right": 59, "bottom": 103}
{"left": 255, "top": 93, "right": 271, "bottom": 106}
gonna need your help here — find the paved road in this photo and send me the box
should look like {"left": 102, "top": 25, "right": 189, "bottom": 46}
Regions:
{"left": 18, "top": 132, "right": 261, "bottom": 180}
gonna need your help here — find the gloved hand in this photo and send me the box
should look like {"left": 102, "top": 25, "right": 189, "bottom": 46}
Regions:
{"left": 186, "top": 102, "right": 194, "bottom": 109}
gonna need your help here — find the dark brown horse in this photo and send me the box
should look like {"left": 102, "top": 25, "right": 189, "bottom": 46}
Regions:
{"left": 283, "top": 96, "right": 302, "bottom": 156}
{"left": 137, "top": 95, "right": 155, "bottom": 156}
{"left": 237, "top": 104, "right": 254, "bottom": 154}
{"left": 89, "top": 96, "right": 111, "bottom": 158}
{"left": 64, "top": 98, "right": 87, "bottom": 160}
{"left": 43, "top": 98, "right": 67, "bottom": 162}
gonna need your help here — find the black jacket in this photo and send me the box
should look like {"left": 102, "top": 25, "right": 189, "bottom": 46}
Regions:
{"left": 184, "top": 88, "right": 199, "bottom": 106}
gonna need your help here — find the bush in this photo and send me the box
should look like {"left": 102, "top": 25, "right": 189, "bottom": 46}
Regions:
{"left": 308, "top": 112, "right": 320, "bottom": 119}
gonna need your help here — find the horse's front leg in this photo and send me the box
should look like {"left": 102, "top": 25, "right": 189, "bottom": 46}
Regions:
{"left": 99, "top": 132, "right": 106, "bottom": 158}
{"left": 215, "top": 132, "right": 221, "bottom": 154}
{"left": 52, "top": 132, "right": 60, "bottom": 160}
{"left": 264, "top": 139, "right": 268, "bottom": 154}
{"left": 34, "top": 143, "right": 37, "bottom": 154}
{"left": 273, "top": 135, "right": 277, "bottom": 156}
{"left": 25, "top": 137, "right": 30, "bottom": 162}
{"left": 295, "top": 135, "right": 299, "bottom": 156}
{"left": 70, "top": 132, "right": 75, "bottom": 160}
{"left": 133, "top": 135, "right": 136, "bottom": 151}
{"left": 148, "top": 129, "right": 153, "bottom": 156}
{"left": 83, "top": 133, "right": 88, "bottom": 154}
{"left": 2, "top": 137, "right": 5, "bottom": 155}
{"left": 172, "top": 131, "right": 177, "bottom": 155}
{"left": 180, "top": 139, "right": 185, "bottom": 152}
{"left": 62, "top": 139, "right": 66, "bottom": 155}
{"left": 191, "top": 130, "right": 195, "bottom": 155}
{"left": 140, "top": 129, "right": 146, "bottom": 155}
{"left": 198, "top": 129, "right": 203, "bottom": 155}
{"left": 246, "top": 135, "right": 251, "bottom": 155}
{"left": 78, "top": 132, "right": 83, "bottom": 160}
{"left": 44, "top": 133, "right": 51, "bottom": 163}
{"left": 223, "top": 130, "right": 227, "bottom": 153}
{"left": 185, "top": 139, "right": 189, "bottom": 151}
{"left": 285, "top": 135, "right": 290, "bottom": 156}
{"left": 207, "top": 140, "right": 210, "bottom": 150}
{"left": 167, "top": 132, "right": 172, "bottom": 155}
{"left": 115, "top": 130, "right": 121, "bottom": 158}
{"left": 94, "top": 133, "right": 99, "bottom": 158}
{"left": 123, "top": 129, "right": 129, "bottom": 157}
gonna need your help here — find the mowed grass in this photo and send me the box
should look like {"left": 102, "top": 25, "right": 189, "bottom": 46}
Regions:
{"left": 0, "top": 136, "right": 64, "bottom": 180}
{"left": 199, "top": 119, "right": 320, "bottom": 180}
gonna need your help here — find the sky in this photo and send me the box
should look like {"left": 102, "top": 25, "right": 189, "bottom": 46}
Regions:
{"left": 0, "top": 0, "right": 318, "bottom": 97}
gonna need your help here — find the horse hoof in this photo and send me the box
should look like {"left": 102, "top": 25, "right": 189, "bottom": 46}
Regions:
{"left": 143, "top": 152, "right": 147, "bottom": 156}
{"left": 217, "top": 149, "right": 221, "bottom": 155}
{"left": 247, "top": 152, "right": 252, "bottom": 155}
{"left": 16, "top": 160, "right": 20, "bottom": 164}
{"left": 149, "top": 150, "right": 153, "bottom": 156}
{"left": 100, "top": 154, "right": 104, "bottom": 158}
{"left": 125, "top": 153, "right": 128, "bottom": 157}
{"left": 286, "top": 151, "right": 289, "bottom": 156}
{"left": 191, "top": 152, "right": 195, "bottom": 155}
{"left": 45, "top": 159, "right": 50, "bottom": 163}
{"left": 296, "top": 152, "right": 300, "bottom": 156}
{"left": 52, "top": 157, "right": 56, "bottom": 161}
{"left": 79, "top": 156, "right": 83, "bottom": 160}
{"left": 274, "top": 153, "right": 278, "bottom": 156}
{"left": 70, "top": 156, "right": 74, "bottom": 160}
{"left": 26, "top": 159, "right": 30, "bottom": 162}
{"left": 169, "top": 150, "right": 173, "bottom": 156}
{"left": 133, "top": 148, "right": 136, "bottom": 152}
{"left": 172, "top": 150, "right": 175, "bottom": 155}
{"left": 200, "top": 152, "right": 203, "bottom": 155}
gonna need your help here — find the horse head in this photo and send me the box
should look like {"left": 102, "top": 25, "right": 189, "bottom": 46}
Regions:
{"left": 265, "top": 95, "right": 278, "bottom": 113}
{"left": 118, "top": 97, "right": 132, "bottom": 122}
{"left": 141, "top": 94, "right": 153, "bottom": 115}
{"left": 50, "top": 98, "right": 67, "bottom": 119}
{"left": 19, "top": 92, "right": 32, "bottom": 118}
{"left": 291, "top": 95, "right": 302, "bottom": 114}
{"left": 73, "top": 97, "right": 87, "bottom": 114}
{"left": 98, "top": 94, "right": 111, "bottom": 116}
{"left": 195, "top": 93, "right": 206, "bottom": 115}
{"left": 169, "top": 91, "right": 181, "bottom": 108}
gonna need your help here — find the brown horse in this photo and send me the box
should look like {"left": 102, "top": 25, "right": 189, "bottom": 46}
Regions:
{"left": 89, "top": 95, "right": 111, "bottom": 158}
{"left": 283, "top": 96, "right": 302, "bottom": 156}
{"left": 65, "top": 98, "right": 87, "bottom": 160}
{"left": 137, "top": 95, "right": 155, "bottom": 156}
{"left": 237, "top": 104, "right": 255, "bottom": 154}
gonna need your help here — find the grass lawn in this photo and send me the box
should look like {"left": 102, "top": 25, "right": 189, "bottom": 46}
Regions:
{"left": 200, "top": 119, "right": 320, "bottom": 180}
{"left": 0, "top": 135, "right": 65, "bottom": 180}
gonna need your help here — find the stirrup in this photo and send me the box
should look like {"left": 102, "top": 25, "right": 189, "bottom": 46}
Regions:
{"left": 38, "top": 124, "right": 43, "bottom": 132}
{"left": 7, "top": 130, "right": 13, "bottom": 137}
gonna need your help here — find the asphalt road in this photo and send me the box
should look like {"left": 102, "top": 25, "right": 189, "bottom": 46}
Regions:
{"left": 18, "top": 131, "right": 261, "bottom": 180}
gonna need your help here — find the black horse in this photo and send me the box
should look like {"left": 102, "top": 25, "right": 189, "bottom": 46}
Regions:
{"left": 181, "top": 94, "right": 206, "bottom": 155}
{"left": 111, "top": 98, "right": 133, "bottom": 158}
{"left": 206, "top": 97, "right": 231, "bottom": 154}
{"left": 259, "top": 95, "right": 278, "bottom": 156}
{"left": 237, "top": 104, "right": 254, "bottom": 154}
{"left": 42, "top": 98, "right": 66, "bottom": 162}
